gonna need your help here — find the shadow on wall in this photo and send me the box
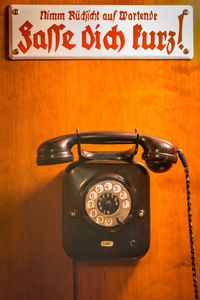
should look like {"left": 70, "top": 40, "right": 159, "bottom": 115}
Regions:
{"left": 0, "top": 172, "right": 137, "bottom": 300}
{"left": 0, "top": 173, "right": 71, "bottom": 300}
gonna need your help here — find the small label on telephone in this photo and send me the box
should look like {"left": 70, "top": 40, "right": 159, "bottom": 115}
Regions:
{"left": 100, "top": 241, "right": 114, "bottom": 247}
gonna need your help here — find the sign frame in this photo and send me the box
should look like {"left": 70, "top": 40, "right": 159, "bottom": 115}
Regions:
{"left": 9, "top": 5, "right": 194, "bottom": 60}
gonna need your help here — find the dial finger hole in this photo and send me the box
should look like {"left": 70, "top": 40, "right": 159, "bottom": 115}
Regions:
{"left": 119, "top": 191, "right": 128, "bottom": 200}
{"left": 87, "top": 200, "right": 95, "bottom": 209}
{"left": 113, "top": 184, "right": 121, "bottom": 193}
{"left": 95, "top": 184, "right": 104, "bottom": 193}
{"left": 89, "top": 191, "right": 97, "bottom": 200}
{"left": 105, "top": 218, "right": 113, "bottom": 226}
{"left": 89, "top": 209, "right": 98, "bottom": 218}
{"left": 104, "top": 182, "right": 112, "bottom": 191}
{"left": 122, "top": 199, "right": 130, "bottom": 208}
{"left": 96, "top": 215, "right": 104, "bottom": 224}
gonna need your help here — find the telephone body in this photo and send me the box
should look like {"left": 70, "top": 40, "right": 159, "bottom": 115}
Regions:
{"left": 63, "top": 159, "right": 149, "bottom": 258}
{"left": 36, "top": 131, "right": 180, "bottom": 259}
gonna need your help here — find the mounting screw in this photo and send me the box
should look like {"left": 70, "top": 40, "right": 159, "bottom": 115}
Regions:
{"left": 130, "top": 240, "right": 137, "bottom": 248}
{"left": 12, "top": 8, "right": 19, "bottom": 15}
{"left": 13, "top": 48, "right": 19, "bottom": 55}
{"left": 183, "top": 48, "right": 189, "bottom": 55}
{"left": 183, "top": 9, "right": 189, "bottom": 15}
{"left": 68, "top": 209, "right": 77, "bottom": 218}
{"left": 138, "top": 209, "right": 145, "bottom": 218}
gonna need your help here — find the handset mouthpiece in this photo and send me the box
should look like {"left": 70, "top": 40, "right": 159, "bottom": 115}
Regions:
{"left": 140, "top": 136, "right": 178, "bottom": 172}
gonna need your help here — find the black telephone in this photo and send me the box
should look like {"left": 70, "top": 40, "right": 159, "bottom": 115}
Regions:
{"left": 36, "top": 131, "right": 198, "bottom": 298}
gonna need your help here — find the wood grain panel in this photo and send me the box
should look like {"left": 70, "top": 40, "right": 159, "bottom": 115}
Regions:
{"left": 0, "top": 0, "right": 199, "bottom": 299}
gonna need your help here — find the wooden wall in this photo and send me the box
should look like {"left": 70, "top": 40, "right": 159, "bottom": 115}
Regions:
{"left": 0, "top": 0, "right": 199, "bottom": 299}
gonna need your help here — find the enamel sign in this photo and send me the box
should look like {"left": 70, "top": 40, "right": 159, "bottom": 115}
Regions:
{"left": 9, "top": 5, "right": 193, "bottom": 60}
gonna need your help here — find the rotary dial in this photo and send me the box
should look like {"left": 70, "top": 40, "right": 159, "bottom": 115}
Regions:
{"left": 85, "top": 180, "right": 132, "bottom": 227}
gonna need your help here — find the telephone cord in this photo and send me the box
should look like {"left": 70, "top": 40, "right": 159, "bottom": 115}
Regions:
{"left": 184, "top": 167, "right": 199, "bottom": 299}
{"left": 72, "top": 258, "right": 77, "bottom": 300}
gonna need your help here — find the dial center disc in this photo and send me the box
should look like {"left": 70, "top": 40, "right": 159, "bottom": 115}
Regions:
{"left": 97, "top": 193, "right": 119, "bottom": 215}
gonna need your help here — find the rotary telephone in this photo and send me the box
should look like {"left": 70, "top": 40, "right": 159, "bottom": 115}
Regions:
{"left": 36, "top": 130, "right": 199, "bottom": 299}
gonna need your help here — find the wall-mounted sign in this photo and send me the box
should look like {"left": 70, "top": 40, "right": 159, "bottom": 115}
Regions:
{"left": 9, "top": 5, "right": 193, "bottom": 60}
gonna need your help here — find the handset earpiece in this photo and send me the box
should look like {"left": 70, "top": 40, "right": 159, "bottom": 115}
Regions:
{"left": 37, "top": 135, "right": 75, "bottom": 165}
{"left": 140, "top": 136, "right": 178, "bottom": 172}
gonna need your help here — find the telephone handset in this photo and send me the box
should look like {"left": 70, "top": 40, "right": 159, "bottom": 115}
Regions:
{"left": 37, "top": 131, "right": 198, "bottom": 299}
{"left": 37, "top": 131, "right": 178, "bottom": 172}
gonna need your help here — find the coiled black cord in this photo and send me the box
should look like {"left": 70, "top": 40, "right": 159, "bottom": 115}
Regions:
{"left": 178, "top": 149, "right": 199, "bottom": 300}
